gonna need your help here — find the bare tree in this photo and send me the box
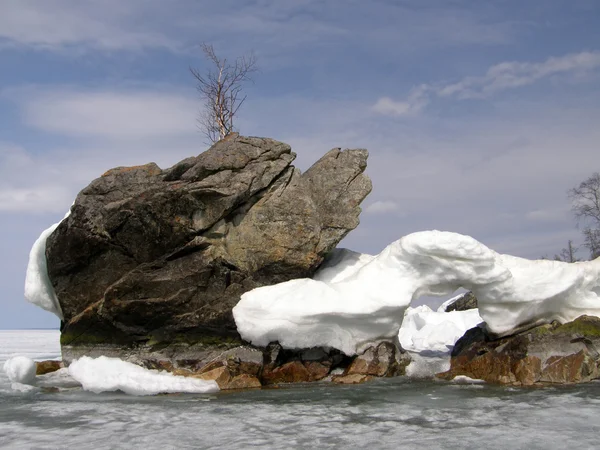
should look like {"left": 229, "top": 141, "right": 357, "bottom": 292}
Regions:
{"left": 582, "top": 228, "right": 600, "bottom": 259}
{"left": 190, "top": 44, "right": 258, "bottom": 143}
{"left": 553, "top": 240, "right": 580, "bottom": 262}
{"left": 569, "top": 172, "right": 600, "bottom": 259}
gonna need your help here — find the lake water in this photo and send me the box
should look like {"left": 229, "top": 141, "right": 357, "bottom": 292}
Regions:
{"left": 1, "top": 330, "right": 600, "bottom": 449}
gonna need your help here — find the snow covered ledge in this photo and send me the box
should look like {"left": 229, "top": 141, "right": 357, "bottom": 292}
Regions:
{"left": 233, "top": 231, "right": 600, "bottom": 355}
{"left": 24, "top": 210, "right": 71, "bottom": 321}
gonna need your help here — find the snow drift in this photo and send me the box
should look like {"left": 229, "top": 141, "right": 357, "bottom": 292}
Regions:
{"left": 68, "top": 356, "right": 219, "bottom": 395}
{"left": 234, "top": 231, "right": 600, "bottom": 355}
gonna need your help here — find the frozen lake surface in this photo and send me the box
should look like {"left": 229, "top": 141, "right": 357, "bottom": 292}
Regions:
{"left": 2, "top": 330, "right": 600, "bottom": 449}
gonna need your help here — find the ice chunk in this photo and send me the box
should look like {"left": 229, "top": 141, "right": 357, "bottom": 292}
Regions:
{"left": 24, "top": 210, "right": 71, "bottom": 320}
{"left": 3, "top": 356, "right": 37, "bottom": 385}
{"left": 68, "top": 356, "right": 219, "bottom": 396}
{"left": 399, "top": 306, "right": 483, "bottom": 377}
{"left": 233, "top": 230, "right": 600, "bottom": 355}
{"left": 399, "top": 306, "right": 483, "bottom": 354}
{"left": 451, "top": 375, "right": 485, "bottom": 384}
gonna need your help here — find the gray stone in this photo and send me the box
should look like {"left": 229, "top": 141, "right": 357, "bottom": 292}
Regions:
{"left": 46, "top": 135, "right": 372, "bottom": 356}
{"left": 444, "top": 291, "right": 478, "bottom": 312}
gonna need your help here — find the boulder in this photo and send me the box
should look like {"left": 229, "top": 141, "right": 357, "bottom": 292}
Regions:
{"left": 345, "top": 342, "right": 410, "bottom": 377}
{"left": 444, "top": 291, "right": 478, "bottom": 312}
{"left": 439, "top": 315, "right": 600, "bottom": 385}
{"left": 46, "top": 136, "right": 371, "bottom": 361}
{"left": 35, "top": 360, "right": 63, "bottom": 375}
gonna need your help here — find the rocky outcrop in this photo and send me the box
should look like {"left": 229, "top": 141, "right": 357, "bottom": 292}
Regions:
{"left": 332, "top": 342, "right": 410, "bottom": 384}
{"left": 444, "top": 291, "right": 478, "bottom": 312}
{"left": 439, "top": 315, "right": 600, "bottom": 385}
{"left": 46, "top": 136, "right": 371, "bottom": 359}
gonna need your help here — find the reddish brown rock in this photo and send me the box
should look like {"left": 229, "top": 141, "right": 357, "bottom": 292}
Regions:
{"left": 225, "top": 374, "right": 262, "bottom": 390}
{"left": 439, "top": 316, "right": 600, "bottom": 385}
{"left": 35, "top": 360, "right": 63, "bottom": 375}
{"left": 195, "top": 366, "right": 232, "bottom": 387}
{"left": 332, "top": 374, "right": 373, "bottom": 384}
{"left": 261, "top": 360, "right": 311, "bottom": 385}
{"left": 303, "top": 361, "right": 331, "bottom": 381}
{"left": 345, "top": 342, "right": 410, "bottom": 377}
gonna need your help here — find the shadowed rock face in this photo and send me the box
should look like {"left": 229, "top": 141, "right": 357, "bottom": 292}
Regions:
{"left": 46, "top": 136, "right": 371, "bottom": 351}
{"left": 444, "top": 291, "right": 478, "bottom": 312}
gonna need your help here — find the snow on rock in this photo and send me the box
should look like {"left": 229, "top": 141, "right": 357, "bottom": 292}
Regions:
{"left": 399, "top": 306, "right": 483, "bottom": 355}
{"left": 476, "top": 253, "right": 600, "bottom": 336}
{"left": 68, "top": 356, "right": 219, "bottom": 396}
{"left": 234, "top": 230, "right": 600, "bottom": 355}
{"left": 313, "top": 248, "right": 375, "bottom": 283}
{"left": 24, "top": 210, "right": 71, "bottom": 320}
{"left": 3, "top": 356, "right": 37, "bottom": 385}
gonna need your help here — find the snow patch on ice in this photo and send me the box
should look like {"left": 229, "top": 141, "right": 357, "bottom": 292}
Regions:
{"left": 451, "top": 375, "right": 485, "bottom": 384}
{"left": 68, "top": 356, "right": 219, "bottom": 396}
{"left": 234, "top": 230, "right": 600, "bottom": 356}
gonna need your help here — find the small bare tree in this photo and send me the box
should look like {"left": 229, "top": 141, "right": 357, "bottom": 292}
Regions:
{"left": 569, "top": 172, "right": 600, "bottom": 259}
{"left": 190, "top": 44, "right": 258, "bottom": 144}
{"left": 553, "top": 240, "right": 580, "bottom": 262}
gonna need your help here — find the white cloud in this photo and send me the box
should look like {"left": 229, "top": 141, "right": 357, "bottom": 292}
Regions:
{"left": 0, "top": 0, "right": 177, "bottom": 52}
{"left": 372, "top": 85, "right": 429, "bottom": 117}
{"left": 9, "top": 88, "right": 199, "bottom": 140}
{"left": 437, "top": 51, "right": 600, "bottom": 99}
{"left": 365, "top": 200, "right": 399, "bottom": 214}
{"left": 0, "top": 187, "right": 73, "bottom": 213}
{"left": 373, "top": 51, "right": 600, "bottom": 117}
{"left": 0, "top": 0, "right": 521, "bottom": 61}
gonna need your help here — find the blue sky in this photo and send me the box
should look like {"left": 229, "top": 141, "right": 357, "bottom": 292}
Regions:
{"left": 1, "top": 0, "right": 599, "bottom": 329}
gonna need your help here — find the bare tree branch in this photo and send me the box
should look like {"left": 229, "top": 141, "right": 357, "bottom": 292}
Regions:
{"left": 190, "top": 43, "right": 258, "bottom": 144}
{"left": 568, "top": 172, "right": 600, "bottom": 259}
{"left": 553, "top": 240, "right": 580, "bottom": 262}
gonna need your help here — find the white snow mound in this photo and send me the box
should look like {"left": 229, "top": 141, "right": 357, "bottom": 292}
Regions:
{"left": 233, "top": 230, "right": 600, "bottom": 355}
{"left": 313, "top": 248, "right": 375, "bottom": 283}
{"left": 3, "top": 356, "right": 37, "bottom": 385}
{"left": 399, "top": 305, "right": 483, "bottom": 377}
{"left": 68, "top": 356, "right": 219, "bottom": 396}
{"left": 399, "top": 305, "right": 483, "bottom": 354}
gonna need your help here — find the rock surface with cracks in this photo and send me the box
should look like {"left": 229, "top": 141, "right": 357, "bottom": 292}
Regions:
{"left": 40, "top": 136, "right": 372, "bottom": 363}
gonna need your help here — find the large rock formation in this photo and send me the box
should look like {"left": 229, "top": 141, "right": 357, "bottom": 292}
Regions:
{"left": 46, "top": 136, "right": 372, "bottom": 360}
{"left": 439, "top": 315, "right": 600, "bottom": 385}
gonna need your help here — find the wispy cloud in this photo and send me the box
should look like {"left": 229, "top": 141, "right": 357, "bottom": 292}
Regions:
{"left": 438, "top": 51, "right": 600, "bottom": 99}
{"left": 365, "top": 200, "right": 399, "bottom": 214}
{"left": 0, "top": 0, "right": 178, "bottom": 52}
{"left": 372, "top": 86, "right": 429, "bottom": 117}
{"left": 0, "top": 0, "right": 521, "bottom": 60}
{"left": 373, "top": 51, "right": 600, "bottom": 116}
{"left": 7, "top": 87, "right": 199, "bottom": 140}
